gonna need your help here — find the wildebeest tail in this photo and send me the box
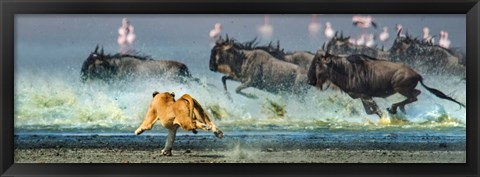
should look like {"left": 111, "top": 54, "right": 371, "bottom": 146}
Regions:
{"left": 419, "top": 79, "right": 465, "bottom": 108}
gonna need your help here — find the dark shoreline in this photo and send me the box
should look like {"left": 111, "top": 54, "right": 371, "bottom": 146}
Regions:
{"left": 15, "top": 133, "right": 466, "bottom": 163}
{"left": 15, "top": 132, "right": 466, "bottom": 151}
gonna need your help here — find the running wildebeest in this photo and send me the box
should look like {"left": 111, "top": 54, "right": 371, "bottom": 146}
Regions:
{"left": 229, "top": 37, "right": 316, "bottom": 72}
{"left": 389, "top": 31, "right": 465, "bottom": 74}
{"left": 209, "top": 36, "right": 309, "bottom": 98}
{"left": 81, "top": 45, "right": 194, "bottom": 83}
{"left": 307, "top": 51, "right": 465, "bottom": 119}
{"left": 325, "top": 31, "right": 388, "bottom": 59}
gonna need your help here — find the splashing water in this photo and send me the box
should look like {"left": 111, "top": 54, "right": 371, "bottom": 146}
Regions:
{"left": 14, "top": 66, "right": 466, "bottom": 134}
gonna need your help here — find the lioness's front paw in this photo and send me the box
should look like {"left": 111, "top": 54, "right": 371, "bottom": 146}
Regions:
{"left": 161, "top": 149, "right": 172, "bottom": 156}
{"left": 134, "top": 128, "right": 144, "bottom": 135}
{"left": 214, "top": 131, "right": 224, "bottom": 139}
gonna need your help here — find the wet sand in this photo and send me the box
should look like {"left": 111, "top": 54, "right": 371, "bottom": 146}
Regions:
{"left": 14, "top": 133, "right": 466, "bottom": 163}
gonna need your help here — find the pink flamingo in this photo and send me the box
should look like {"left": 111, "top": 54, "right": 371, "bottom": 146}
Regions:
{"left": 352, "top": 15, "right": 377, "bottom": 47}
{"left": 379, "top": 26, "right": 389, "bottom": 50}
{"left": 308, "top": 14, "right": 321, "bottom": 38}
{"left": 365, "top": 34, "right": 375, "bottom": 47}
{"left": 395, "top": 24, "right": 406, "bottom": 38}
{"left": 356, "top": 34, "right": 366, "bottom": 46}
{"left": 118, "top": 18, "right": 135, "bottom": 54}
{"left": 324, "top": 21, "right": 335, "bottom": 40}
{"left": 126, "top": 26, "right": 136, "bottom": 45}
{"left": 439, "top": 31, "right": 451, "bottom": 49}
{"left": 209, "top": 23, "right": 222, "bottom": 40}
{"left": 422, "top": 27, "right": 434, "bottom": 45}
{"left": 258, "top": 15, "right": 273, "bottom": 40}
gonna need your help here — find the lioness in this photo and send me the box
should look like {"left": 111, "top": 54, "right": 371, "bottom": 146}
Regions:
{"left": 134, "top": 91, "right": 224, "bottom": 156}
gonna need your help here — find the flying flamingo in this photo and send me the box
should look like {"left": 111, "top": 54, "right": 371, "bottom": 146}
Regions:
{"left": 324, "top": 21, "right": 335, "bottom": 40}
{"left": 352, "top": 15, "right": 377, "bottom": 29}
{"left": 308, "top": 14, "right": 321, "bottom": 38}
{"left": 258, "top": 15, "right": 273, "bottom": 40}
{"left": 379, "top": 26, "right": 389, "bottom": 50}
{"left": 352, "top": 15, "right": 377, "bottom": 47}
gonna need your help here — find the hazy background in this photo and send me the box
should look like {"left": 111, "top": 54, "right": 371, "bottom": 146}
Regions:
{"left": 16, "top": 14, "right": 465, "bottom": 75}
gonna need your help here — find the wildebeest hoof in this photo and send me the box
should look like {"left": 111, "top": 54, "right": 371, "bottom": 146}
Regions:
{"left": 386, "top": 108, "right": 397, "bottom": 114}
{"left": 192, "top": 129, "right": 198, "bottom": 134}
{"left": 161, "top": 149, "right": 172, "bottom": 156}
{"left": 399, "top": 106, "right": 406, "bottom": 113}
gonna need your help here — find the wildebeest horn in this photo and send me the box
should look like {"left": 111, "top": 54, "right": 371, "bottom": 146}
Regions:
{"left": 100, "top": 45, "right": 104, "bottom": 56}
{"left": 216, "top": 36, "right": 224, "bottom": 45}
{"left": 276, "top": 40, "right": 280, "bottom": 49}
{"left": 397, "top": 29, "right": 402, "bottom": 37}
{"left": 340, "top": 31, "right": 343, "bottom": 39}
{"left": 226, "top": 34, "right": 229, "bottom": 42}
{"left": 334, "top": 31, "right": 338, "bottom": 37}
{"left": 322, "top": 42, "right": 325, "bottom": 50}
{"left": 94, "top": 45, "right": 99, "bottom": 53}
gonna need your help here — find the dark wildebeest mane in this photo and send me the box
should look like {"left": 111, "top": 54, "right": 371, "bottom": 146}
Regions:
{"left": 103, "top": 52, "right": 153, "bottom": 61}
{"left": 222, "top": 35, "right": 287, "bottom": 59}
{"left": 391, "top": 32, "right": 457, "bottom": 57}
{"left": 326, "top": 31, "right": 382, "bottom": 59}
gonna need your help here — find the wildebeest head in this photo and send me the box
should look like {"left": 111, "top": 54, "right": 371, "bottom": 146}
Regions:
{"left": 326, "top": 32, "right": 353, "bottom": 55}
{"left": 209, "top": 36, "right": 242, "bottom": 75}
{"left": 389, "top": 30, "right": 417, "bottom": 54}
{"left": 80, "top": 45, "right": 115, "bottom": 82}
{"left": 308, "top": 50, "right": 332, "bottom": 90}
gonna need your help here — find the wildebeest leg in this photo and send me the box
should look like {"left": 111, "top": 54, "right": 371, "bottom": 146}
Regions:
{"left": 161, "top": 125, "right": 179, "bottom": 156}
{"left": 222, "top": 76, "right": 233, "bottom": 91}
{"left": 361, "top": 99, "right": 376, "bottom": 115}
{"left": 235, "top": 79, "right": 258, "bottom": 99}
{"left": 222, "top": 76, "right": 233, "bottom": 100}
{"left": 388, "top": 89, "right": 421, "bottom": 114}
{"left": 364, "top": 98, "right": 384, "bottom": 118}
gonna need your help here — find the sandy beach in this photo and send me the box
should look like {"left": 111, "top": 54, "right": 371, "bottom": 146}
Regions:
{"left": 15, "top": 132, "right": 466, "bottom": 163}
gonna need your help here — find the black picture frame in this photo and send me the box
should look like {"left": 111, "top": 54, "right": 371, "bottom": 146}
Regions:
{"left": 1, "top": 0, "right": 479, "bottom": 176}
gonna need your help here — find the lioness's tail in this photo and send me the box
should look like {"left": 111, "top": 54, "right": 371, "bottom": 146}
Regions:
{"left": 192, "top": 98, "right": 209, "bottom": 123}
{"left": 419, "top": 79, "right": 465, "bottom": 108}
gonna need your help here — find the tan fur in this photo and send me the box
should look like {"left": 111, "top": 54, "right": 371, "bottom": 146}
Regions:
{"left": 134, "top": 92, "right": 223, "bottom": 156}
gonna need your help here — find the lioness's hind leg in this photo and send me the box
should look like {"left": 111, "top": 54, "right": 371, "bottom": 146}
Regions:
{"left": 161, "top": 125, "right": 179, "bottom": 156}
